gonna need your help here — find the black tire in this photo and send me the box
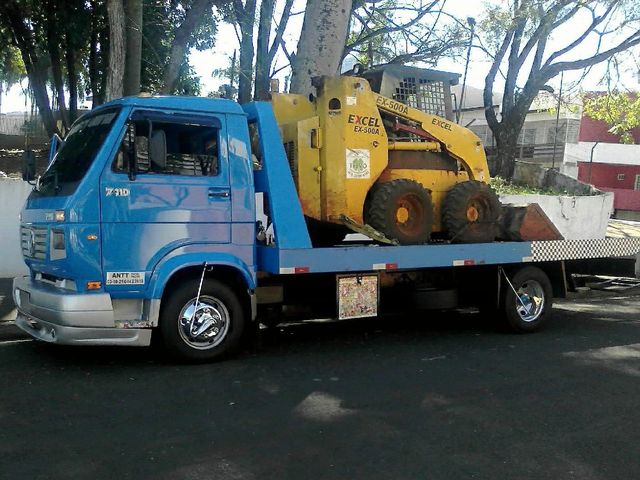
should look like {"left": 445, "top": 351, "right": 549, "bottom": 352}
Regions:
{"left": 442, "top": 180, "right": 501, "bottom": 243}
{"left": 500, "top": 266, "right": 553, "bottom": 333}
{"left": 306, "top": 216, "right": 349, "bottom": 247}
{"left": 159, "top": 278, "right": 246, "bottom": 362}
{"left": 365, "top": 179, "right": 433, "bottom": 245}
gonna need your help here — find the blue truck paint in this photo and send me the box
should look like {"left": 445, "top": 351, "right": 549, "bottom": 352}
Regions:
{"left": 244, "top": 103, "right": 312, "bottom": 249}
{"left": 13, "top": 95, "right": 640, "bottom": 350}
{"left": 148, "top": 248, "right": 256, "bottom": 299}
{"left": 259, "top": 242, "right": 535, "bottom": 275}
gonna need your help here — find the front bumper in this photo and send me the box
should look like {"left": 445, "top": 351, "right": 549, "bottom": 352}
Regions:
{"left": 13, "top": 276, "right": 151, "bottom": 346}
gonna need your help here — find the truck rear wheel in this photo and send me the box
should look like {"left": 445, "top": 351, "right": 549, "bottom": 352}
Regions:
{"left": 159, "top": 278, "right": 246, "bottom": 361}
{"left": 500, "top": 266, "right": 552, "bottom": 333}
{"left": 442, "top": 180, "right": 500, "bottom": 243}
{"left": 365, "top": 179, "right": 433, "bottom": 245}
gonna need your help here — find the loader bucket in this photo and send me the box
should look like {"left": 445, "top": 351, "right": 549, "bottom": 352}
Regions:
{"left": 500, "top": 203, "right": 564, "bottom": 241}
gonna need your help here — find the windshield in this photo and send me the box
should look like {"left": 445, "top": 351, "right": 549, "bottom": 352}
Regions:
{"left": 37, "top": 108, "right": 120, "bottom": 196}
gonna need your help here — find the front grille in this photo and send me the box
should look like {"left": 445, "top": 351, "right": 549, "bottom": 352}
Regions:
{"left": 21, "top": 226, "right": 48, "bottom": 260}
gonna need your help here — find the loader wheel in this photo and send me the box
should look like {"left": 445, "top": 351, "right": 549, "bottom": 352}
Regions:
{"left": 442, "top": 180, "right": 501, "bottom": 243}
{"left": 365, "top": 179, "right": 433, "bottom": 244}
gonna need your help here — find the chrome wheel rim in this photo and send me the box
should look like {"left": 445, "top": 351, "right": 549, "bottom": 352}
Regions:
{"left": 178, "top": 295, "right": 230, "bottom": 350}
{"left": 515, "top": 280, "right": 545, "bottom": 323}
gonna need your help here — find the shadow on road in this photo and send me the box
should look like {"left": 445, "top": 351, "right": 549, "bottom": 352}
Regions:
{"left": 2, "top": 294, "right": 640, "bottom": 480}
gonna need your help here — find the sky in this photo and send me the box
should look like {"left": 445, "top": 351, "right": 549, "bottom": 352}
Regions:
{"left": 1, "top": 0, "right": 639, "bottom": 114}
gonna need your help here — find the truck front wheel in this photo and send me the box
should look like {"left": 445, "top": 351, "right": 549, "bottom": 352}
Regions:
{"left": 159, "top": 278, "right": 246, "bottom": 361}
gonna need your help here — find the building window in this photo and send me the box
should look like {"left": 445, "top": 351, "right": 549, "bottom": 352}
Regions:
{"left": 635, "top": 174, "right": 640, "bottom": 191}
{"left": 547, "top": 122, "right": 567, "bottom": 144}
{"left": 518, "top": 128, "right": 537, "bottom": 145}
{"left": 617, "top": 173, "right": 626, "bottom": 181}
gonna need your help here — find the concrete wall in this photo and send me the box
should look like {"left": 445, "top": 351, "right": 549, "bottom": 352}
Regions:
{"left": 500, "top": 192, "right": 614, "bottom": 240}
{"left": 503, "top": 161, "right": 614, "bottom": 240}
{"left": 512, "top": 160, "right": 598, "bottom": 195}
{"left": 0, "top": 178, "right": 31, "bottom": 277}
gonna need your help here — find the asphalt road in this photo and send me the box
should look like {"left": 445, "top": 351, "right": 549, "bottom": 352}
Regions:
{"left": 1, "top": 292, "right": 640, "bottom": 480}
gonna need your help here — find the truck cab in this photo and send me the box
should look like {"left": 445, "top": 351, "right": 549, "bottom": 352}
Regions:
{"left": 14, "top": 97, "right": 257, "bottom": 357}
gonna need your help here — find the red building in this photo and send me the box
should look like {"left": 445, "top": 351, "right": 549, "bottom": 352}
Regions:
{"left": 579, "top": 115, "right": 640, "bottom": 144}
{"left": 573, "top": 93, "right": 640, "bottom": 220}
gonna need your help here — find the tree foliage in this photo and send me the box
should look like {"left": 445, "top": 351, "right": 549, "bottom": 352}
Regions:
{"left": 583, "top": 92, "right": 640, "bottom": 144}
{"left": 0, "top": 0, "right": 218, "bottom": 135}
{"left": 345, "top": 0, "right": 465, "bottom": 67}
{"left": 479, "top": 0, "right": 640, "bottom": 179}
{"left": 0, "top": 34, "right": 27, "bottom": 98}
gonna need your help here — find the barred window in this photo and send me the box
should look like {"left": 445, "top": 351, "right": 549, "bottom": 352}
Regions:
{"left": 113, "top": 120, "right": 219, "bottom": 177}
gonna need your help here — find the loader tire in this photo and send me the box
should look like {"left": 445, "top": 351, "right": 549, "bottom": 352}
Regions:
{"left": 442, "top": 180, "right": 500, "bottom": 243}
{"left": 365, "top": 179, "right": 433, "bottom": 245}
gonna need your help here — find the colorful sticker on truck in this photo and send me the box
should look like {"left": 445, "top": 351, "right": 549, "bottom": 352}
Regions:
{"left": 106, "top": 272, "right": 145, "bottom": 285}
{"left": 346, "top": 149, "right": 370, "bottom": 179}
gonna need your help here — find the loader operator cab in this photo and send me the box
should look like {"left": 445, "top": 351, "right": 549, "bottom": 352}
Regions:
{"left": 358, "top": 65, "right": 460, "bottom": 122}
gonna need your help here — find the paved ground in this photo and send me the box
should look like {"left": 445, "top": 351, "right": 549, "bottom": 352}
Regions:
{"left": 1, "top": 291, "right": 640, "bottom": 479}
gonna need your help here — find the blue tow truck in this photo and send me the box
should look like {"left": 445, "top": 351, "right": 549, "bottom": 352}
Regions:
{"left": 13, "top": 96, "right": 640, "bottom": 361}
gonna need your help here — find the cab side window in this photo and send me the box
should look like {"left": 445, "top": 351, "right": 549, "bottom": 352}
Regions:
{"left": 113, "top": 120, "right": 219, "bottom": 176}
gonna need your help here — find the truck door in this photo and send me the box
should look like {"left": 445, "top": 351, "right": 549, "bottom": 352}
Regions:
{"left": 100, "top": 110, "right": 231, "bottom": 290}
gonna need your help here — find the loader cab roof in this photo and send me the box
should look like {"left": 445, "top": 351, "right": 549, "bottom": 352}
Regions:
{"left": 360, "top": 65, "right": 461, "bottom": 121}
{"left": 361, "top": 65, "right": 461, "bottom": 87}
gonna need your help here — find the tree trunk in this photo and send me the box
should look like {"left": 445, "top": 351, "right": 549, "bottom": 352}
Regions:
{"left": 235, "top": 0, "right": 257, "bottom": 104}
{"left": 493, "top": 126, "right": 520, "bottom": 179}
{"left": 123, "top": 0, "right": 143, "bottom": 96}
{"left": 89, "top": 0, "right": 101, "bottom": 107}
{"left": 290, "top": 0, "right": 352, "bottom": 95}
{"left": 97, "top": 17, "right": 110, "bottom": 106}
{"left": 161, "top": 0, "right": 214, "bottom": 94}
{"left": 65, "top": 47, "right": 79, "bottom": 123}
{"left": 0, "top": 3, "right": 59, "bottom": 136}
{"left": 45, "top": 0, "right": 69, "bottom": 130}
{"left": 254, "top": 0, "right": 274, "bottom": 100}
{"left": 106, "top": 0, "right": 126, "bottom": 101}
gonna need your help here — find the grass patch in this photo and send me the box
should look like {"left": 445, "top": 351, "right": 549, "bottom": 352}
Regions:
{"left": 490, "top": 176, "right": 569, "bottom": 196}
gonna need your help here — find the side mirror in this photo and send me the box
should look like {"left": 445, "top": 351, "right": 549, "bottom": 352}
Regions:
{"left": 48, "top": 134, "right": 65, "bottom": 166}
{"left": 22, "top": 149, "right": 36, "bottom": 182}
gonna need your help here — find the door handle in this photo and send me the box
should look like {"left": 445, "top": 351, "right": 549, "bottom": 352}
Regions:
{"left": 208, "top": 188, "right": 230, "bottom": 199}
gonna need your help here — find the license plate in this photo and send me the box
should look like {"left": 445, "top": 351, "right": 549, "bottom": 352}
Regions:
{"left": 337, "top": 274, "right": 379, "bottom": 320}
